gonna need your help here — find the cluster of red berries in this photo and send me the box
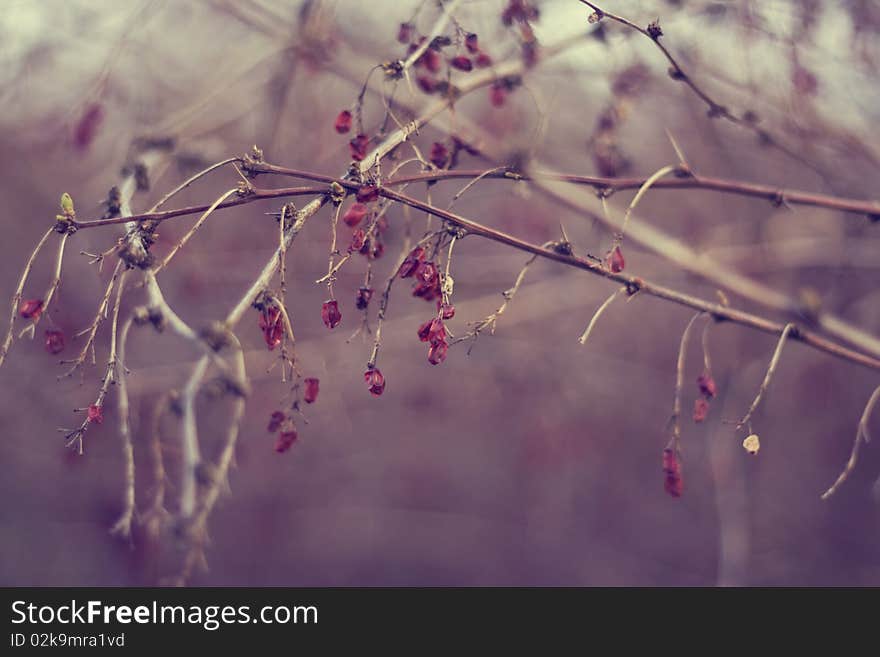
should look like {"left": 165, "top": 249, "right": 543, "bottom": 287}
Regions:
{"left": 418, "top": 304, "right": 455, "bottom": 366}
{"left": 662, "top": 447, "right": 683, "bottom": 498}
{"left": 267, "top": 378, "right": 319, "bottom": 453}
{"left": 343, "top": 185, "right": 387, "bottom": 261}
{"left": 397, "top": 26, "right": 492, "bottom": 97}
{"left": 397, "top": 246, "right": 444, "bottom": 302}
{"left": 267, "top": 411, "right": 298, "bottom": 453}
{"left": 20, "top": 298, "right": 65, "bottom": 355}
{"left": 332, "top": 110, "right": 369, "bottom": 162}
{"left": 692, "top": 371, "right": 717, "bottom": 423}
{"left": 501, "top": 1, "right": 540, "bottom": 68}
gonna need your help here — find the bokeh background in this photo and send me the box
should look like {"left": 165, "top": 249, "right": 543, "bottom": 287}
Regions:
{"left": 1, "top": 0, "right": 879, "bottom": 586}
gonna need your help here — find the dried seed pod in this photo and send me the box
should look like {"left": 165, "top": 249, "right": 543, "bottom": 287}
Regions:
{"left": 606, "top": 245, "right": 625, "bottom": 273}
{"left": 19, "top": 299, "right": 44, "bottom": 320}
{"left": 743, "top": 434, "right": 760, "bottom": 455}
{"left": 364, "top": 367, "right": 386, "bottom": 396}
{"left": 697, "top": 372, "right": 717, "bottom": 399}
{"left": 349, "top": 228, "right": 366, "bottom": 253}
{"left": 349, "top": 134, "right": 369, "bottom": 161}
{"left": 322, "top": 300, "right": 342, "bottom": 329}
{"left": 662, "top": 447, "right": 683, "bottom": 498}
{"left": 275, "top": 428, "right": 298, "bottom": 453}
{"left": 450, "top": 56, "right": 473, "bottom": 72}
{"left": 342, "top": 203, "right": 368, "bottom": 228}
{"left": 334, "top": 110, "right": 352, "bottom": 134}
{"left": 44, "top": 329, "right": 65, "bottom": 355}
{"left": 303, "top": 378, "right": 320, "bottom": 404}
{"left": 428, "top": 339, "right": 448, "bottom": 365}
{"left": 267, "top": 411, "right": 286, "bottom": 433}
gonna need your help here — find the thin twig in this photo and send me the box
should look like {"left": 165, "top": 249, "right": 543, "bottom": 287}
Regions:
{"left": 63, "top": 269, "right": 129, "bottom": 454}
{"left": 154, "top": 188, "right": 239, "bottom": 273}
{"left": 110, "top": 313, "right": 136, "bottom": 540}
{"left": 148, "top": 157, "right": 241, "bottom": 213}
{"left": 453, "top": 251, "right": 541, "bottom": 348}
{"left": 176, "top": 334, "right": 247, "bottom": 585}
{"left": 60, "top": 260, "right": 125, "bottom": 378}
{"left": 735, "top": 323, "right": 796, "bottom": 430}
{"left": 821, "top": 385, "right": 880, "bottom": 500}
{"left": 671, "top": 312, "right": 705, "bottom": 448}
{"left": 615, "top": 164, "right": 677, "bottom": 243}
{"left": 578, "top": 287, "right": 626, "bottom": 345}
{"left": 0, "top": 227, "right": 54, "bottom": 368}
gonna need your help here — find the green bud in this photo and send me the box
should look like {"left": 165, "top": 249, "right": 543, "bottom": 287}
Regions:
{"left": 60, "top": 193, "right": 75, "bottom": 218}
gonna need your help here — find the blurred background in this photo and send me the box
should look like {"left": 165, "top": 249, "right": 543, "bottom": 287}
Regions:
{"left": 1, "top": 0, "right": 879, "bottom": 586}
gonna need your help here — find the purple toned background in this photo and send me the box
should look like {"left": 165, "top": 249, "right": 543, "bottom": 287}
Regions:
{"left": 1, "top": 0, "right": 879, "bottom": 586}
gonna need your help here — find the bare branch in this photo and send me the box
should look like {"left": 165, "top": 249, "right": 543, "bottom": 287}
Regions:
{"left": 821, "top": 385, "right": 880, "bottom": 499}
{"left": 736, "top": 323, "right": 796, "bottom": 430}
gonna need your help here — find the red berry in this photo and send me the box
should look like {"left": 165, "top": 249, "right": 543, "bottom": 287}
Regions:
{"left": 693, "top": 398, "right": 710, "bottom": 423}
{"left": 364, "top": 367, "right": 385, "bottom": 396}
{"left": 438, "top": 302, "right": 455, "bottom": 320}
{"left": 417, "top": 320, "right": 432, "bottom": 343}
{"left": 428, "top": 318, "right": 447, "bottom": 344}
{"left": 450, "top": 56, "right": 473, "bottom": 72}
{"left": 321, "top": 300, "right": 342, "bottom": 329}
{"left": 697, "top": 372, "right": 717, "bottom": 399}
{"left": 73, "top": 103, "right": 104, "bottom": 151}
{"left": 417, "top": 318, "right": 446, "bottom": 344}
{"left": 267, "top": 411, "right": 286, "bottom": 433}
{"left": 303, "top": 378, "right": 320, "bottom": 404}
{"left": 398, "top": 246, "right": 426, "bottom": 278}
{"left": 430, "top": 142, "right": 449, "bottom": 169}
{"left": 87, "top": 404, "right": 104, "bottom": 424}
{"left": 334, "top": 110, "right": 352, "bottom": 134}
{"left": 428, "top": 339, "right": 448, "bottom": 365}
{"left": 412, "top": 261, "right": 441, "bottom": 301}
{"left": 349, "top": 134, "right": 369, "bottom": 161}
{"left": 44, "top": 329, "right": 65, "bottom": 355}
{"left": 397, "top": 22, "right": 414, "bottom": 44}
{"left": 606, "top": 245, "right": 625, "bottom": 273}
{"left": 356, "top": 286, "right": 374, "bottom": 310}
{"left": 416, "top": 75, "right": 437, "bottom": 94}
{"left": 662, "top": 448, "right": 683, "bottom": 498}
{"left": 349, "top": 228, "right": 367, "bottom": 253}
{"left": 19, "top": 298, "right": 44, "bottom": 320}
{"left": 475, "top": 51, "right": 492, "bottom": 68}
{"left": 275, "top": 428, "right": 298, "bottom": 453}
{"left": 490, "top": 83, "right": 507, "bottom": 107}
{"left": 356, "top": 185, "right": 379, "bottom": 203}
{"left": 419, "top": 48, "right": 442, "bottom": 73}
{"left": 465, "top": 33, "right": 479, "bottom": 54}
{"left": 342, "top": 202, "right": 368, "bottom": 228}
{"left": 258, "top": 306, "right": 283, "bottom": 350}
